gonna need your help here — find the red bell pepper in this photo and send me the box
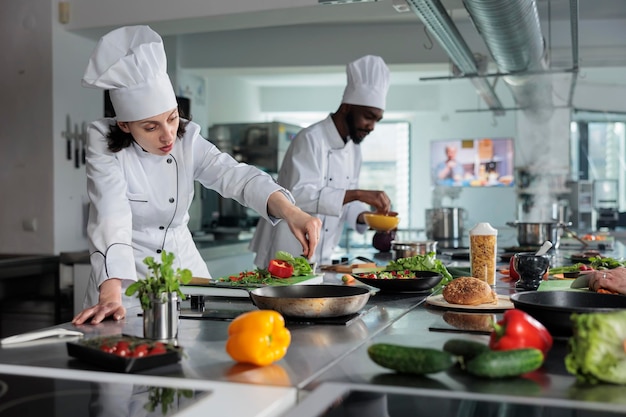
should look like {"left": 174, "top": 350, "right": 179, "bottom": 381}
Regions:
{"left": 489, "top": 309, "right": 553, "bottom": 357}
{"left": 267, "top": 259, "right": 294, "bottom": 278}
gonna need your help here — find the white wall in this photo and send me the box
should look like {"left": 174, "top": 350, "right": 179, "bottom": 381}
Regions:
{"left": 3, "top": 1, "right": 626, "bottom": 255}
{"left": 0, "top": 0, "right": 54, "bottom": 253}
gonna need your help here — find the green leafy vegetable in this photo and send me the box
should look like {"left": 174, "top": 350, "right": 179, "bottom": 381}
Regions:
{"left": 384, "top": 252, "right": 453, "bottom": 291}
{"left": 565, "top": 310, "right": 626, "bottom": 385}
{"left": 275, "top": 251, "right": 313, "bottom": 276}
{"left": 125, "top": 251, "right": 192, "bottom": 310}
{"left": 589, "top": 257, "right": 625, "bottom": 270}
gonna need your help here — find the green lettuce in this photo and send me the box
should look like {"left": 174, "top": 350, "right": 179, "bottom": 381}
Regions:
{"left": 384, "top": 252, "right": 453, "bottom": 291}
{"left": 565, "top": 310, "right": 626, "bottom": 385}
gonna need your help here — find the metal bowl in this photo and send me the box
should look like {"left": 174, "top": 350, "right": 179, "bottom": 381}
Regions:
{"left": 510, "top": 291, "right": 626, "bottom": 337}
{"left": 391, "top": 241, "right": 438, "bottom": 259}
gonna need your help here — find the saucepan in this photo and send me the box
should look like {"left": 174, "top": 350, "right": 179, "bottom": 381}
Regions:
{"left": 248, "top": 285, "right": 371, "bottom": 318}
{"left": 506, "top": 221, "right": 571, "bottom": 249}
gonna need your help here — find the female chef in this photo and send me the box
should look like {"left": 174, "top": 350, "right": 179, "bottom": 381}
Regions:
{"left": 72, "top": 26, "right": 321, "bottom": 325}
{"left": 249, "top": 55, "right": 392, "bottom": 267}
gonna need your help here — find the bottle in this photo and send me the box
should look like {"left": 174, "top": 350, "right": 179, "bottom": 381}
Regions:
{"left": 469, "top": 222, "right": 498, "bottom": 287}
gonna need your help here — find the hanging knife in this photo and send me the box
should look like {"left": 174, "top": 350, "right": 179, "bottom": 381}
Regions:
{"left": 81, "top": 122, "right": 87, "bottom": 164}
{"left": 74, "top": 123, "right": 80, "bottom": 168}
{"left": 62, "top": 114, "right": 72, "bottom": 160}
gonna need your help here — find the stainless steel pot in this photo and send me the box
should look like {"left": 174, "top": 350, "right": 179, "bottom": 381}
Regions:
{"left": 506, "top": 221, "right": 570, "bottom": 249}
{"left": 391, "top": 241, "right": 438, "bottom": 260}
{"left": 426, "top": 207, "right": 465, "bottom": 240}
{"left": 248, "top": 285, "right": 371, "bottom": 318}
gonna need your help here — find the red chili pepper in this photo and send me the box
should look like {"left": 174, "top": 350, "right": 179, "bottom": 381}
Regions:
{"left": 267, "top": 259, "right": 294, "bottom": 278}
{"left": 489, "top": 309, "right": 553, "bottom": 357}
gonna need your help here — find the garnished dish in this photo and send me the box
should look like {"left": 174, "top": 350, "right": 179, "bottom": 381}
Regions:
{"left": 352, "top": 270, "right": 443, "bottom": 293}
{"left": 350, "top": 253, "right": 452, "bottom": 293}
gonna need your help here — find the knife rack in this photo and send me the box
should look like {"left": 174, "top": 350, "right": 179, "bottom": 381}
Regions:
{"left": 61, "top": 114, "right": 87, "bottom": 169}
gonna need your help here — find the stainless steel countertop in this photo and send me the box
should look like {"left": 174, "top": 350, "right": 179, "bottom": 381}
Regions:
{"left": 2, "top": 244, "right": 626, "bottom": 414}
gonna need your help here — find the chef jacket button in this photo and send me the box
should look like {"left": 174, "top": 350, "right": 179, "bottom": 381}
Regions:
{"left": 169, "top": 197, "right": 175, "bottom": 203}
{"left": 159, "top": 226, "right": 165, "bottom": 230}
{"left": 167, "top": 158, "right": 172, "bottom": 164}
{"left": 329, "top": 178, "right": 333, "bottom": 181}
{"left": 156, "top": 249, "right": 162, "bottom": 254}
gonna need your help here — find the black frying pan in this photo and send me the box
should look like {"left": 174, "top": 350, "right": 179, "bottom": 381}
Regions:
{"left": 510, "top": 291, "right": 626, "bottom": 337}
{"left": 249, "top": 285, "right": 371, "bottom": 318}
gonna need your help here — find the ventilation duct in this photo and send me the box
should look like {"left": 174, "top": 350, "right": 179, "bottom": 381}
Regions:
{"left": 406, "top": 0, "right": 553, "bottom": 120}
{"left": 405, "top": 0, "right": 505, "bottom": 115}
{"left": 463, "top": 0, "right": 553, "bottom": 120}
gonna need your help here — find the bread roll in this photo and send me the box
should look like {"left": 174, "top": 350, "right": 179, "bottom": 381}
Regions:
{"left": 442, "top": 276, "right": 497, "bottom": 305}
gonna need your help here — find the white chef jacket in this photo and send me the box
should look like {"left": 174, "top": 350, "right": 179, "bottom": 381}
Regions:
{"left": 249, "top": 115, "right": 368, "bottom": 268}
{"left": 84, "top": 118, "right": 286, "bottom": 309}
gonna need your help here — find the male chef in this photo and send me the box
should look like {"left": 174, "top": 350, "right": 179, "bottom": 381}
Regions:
{"left": 250, "top": 55, "right": 392, "bottom": 267}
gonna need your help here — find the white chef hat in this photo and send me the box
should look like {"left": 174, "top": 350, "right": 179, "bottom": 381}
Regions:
{"left": 81, "top": 25, "right": 177, "bottom": 122}
{"left": 341, "top": 55, "right": 390, "bottom": 111}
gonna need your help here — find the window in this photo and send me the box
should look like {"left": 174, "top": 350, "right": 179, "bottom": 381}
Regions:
{"left": 339, "top": 121, "right": 411, "bottom": 251}
{"left": 571, "top": 119, "right": 626, "bottom": 212}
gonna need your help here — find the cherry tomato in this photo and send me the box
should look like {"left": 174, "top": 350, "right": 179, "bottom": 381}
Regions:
{"left": 148, "top": 345, "right": 168, "bottom": 356}
{"left": 114, "top": 340, "right": 131, "bottom": 357}
{"left": 100, "top": 344, "right": 115, "bottom": 354}
{"left": 132, "top": 344, "right": 149, "bottom": 358}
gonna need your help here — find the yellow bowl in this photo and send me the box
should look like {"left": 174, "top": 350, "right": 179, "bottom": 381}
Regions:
{"left": 363, "top": 213, "right": 400, "bottom": 232}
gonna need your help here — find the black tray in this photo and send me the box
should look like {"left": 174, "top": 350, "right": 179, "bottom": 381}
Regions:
{"left": 67, "top": 334, "right": 182, "bottom": 373}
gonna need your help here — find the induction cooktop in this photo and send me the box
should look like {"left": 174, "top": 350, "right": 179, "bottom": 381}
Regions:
{"left": 0, "top": 372, "right": 210, "bottom": 417}
{"left": 281, "top": 383, "right": 626, "bottom": 417}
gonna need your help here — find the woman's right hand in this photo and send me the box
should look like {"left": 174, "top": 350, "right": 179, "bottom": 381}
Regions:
{"left": 71, "top": 278, "right": 126, "bottom": 325}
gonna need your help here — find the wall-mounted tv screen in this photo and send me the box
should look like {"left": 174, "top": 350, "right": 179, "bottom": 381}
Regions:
{"left": 431, "top": 138, "right": 515, "bottom": 187}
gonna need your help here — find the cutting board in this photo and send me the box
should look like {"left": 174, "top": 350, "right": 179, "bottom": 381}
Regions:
{"left": 188, "top": 274, "right": 323, "bottom": 287}
{"left": 182, "top": 274, "right": 323, "bottom": 297}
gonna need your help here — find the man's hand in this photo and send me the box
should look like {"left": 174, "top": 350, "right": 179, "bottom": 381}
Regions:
{"left": 344, "top": 190, "right": 391, "bottom": 213}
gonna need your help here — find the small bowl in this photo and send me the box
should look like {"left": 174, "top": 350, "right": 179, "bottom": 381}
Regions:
{"left": 363, "top": 213, "right": 400, "bottom": 232}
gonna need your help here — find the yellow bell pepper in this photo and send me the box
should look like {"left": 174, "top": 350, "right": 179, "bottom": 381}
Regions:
{"left": 226, "top": 310, "right": 291, "bottom": 366}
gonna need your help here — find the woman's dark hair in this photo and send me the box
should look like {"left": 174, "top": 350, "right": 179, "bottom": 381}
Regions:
{"left": 106, "top": 107, "right": 191, "bottom": 153}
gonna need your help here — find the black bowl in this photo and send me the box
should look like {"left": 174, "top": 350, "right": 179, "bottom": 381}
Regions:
{"left": 510, "top": 291, "right": 626, "bottom": 337}
{"left": 352, "top": 271, "right": 443, "bottom": 293}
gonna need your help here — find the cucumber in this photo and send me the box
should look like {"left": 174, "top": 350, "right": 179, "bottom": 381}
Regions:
{"left": 367, "top": 343, "right": 455, "bottom": 375}
{"left": 443, "top": 339, "right": 490, "bottom": 361}
{"left": 466, "top": 348, "right": 544, "bottom": 378}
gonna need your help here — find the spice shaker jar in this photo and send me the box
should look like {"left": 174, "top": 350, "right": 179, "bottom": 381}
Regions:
{"left": 469, "top": 222, "right": 498, "bottom": 287}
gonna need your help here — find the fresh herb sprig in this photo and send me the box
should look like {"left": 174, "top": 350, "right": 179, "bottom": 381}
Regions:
{"left": 125, "top": 251, "right": 192, "bottom": 310}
